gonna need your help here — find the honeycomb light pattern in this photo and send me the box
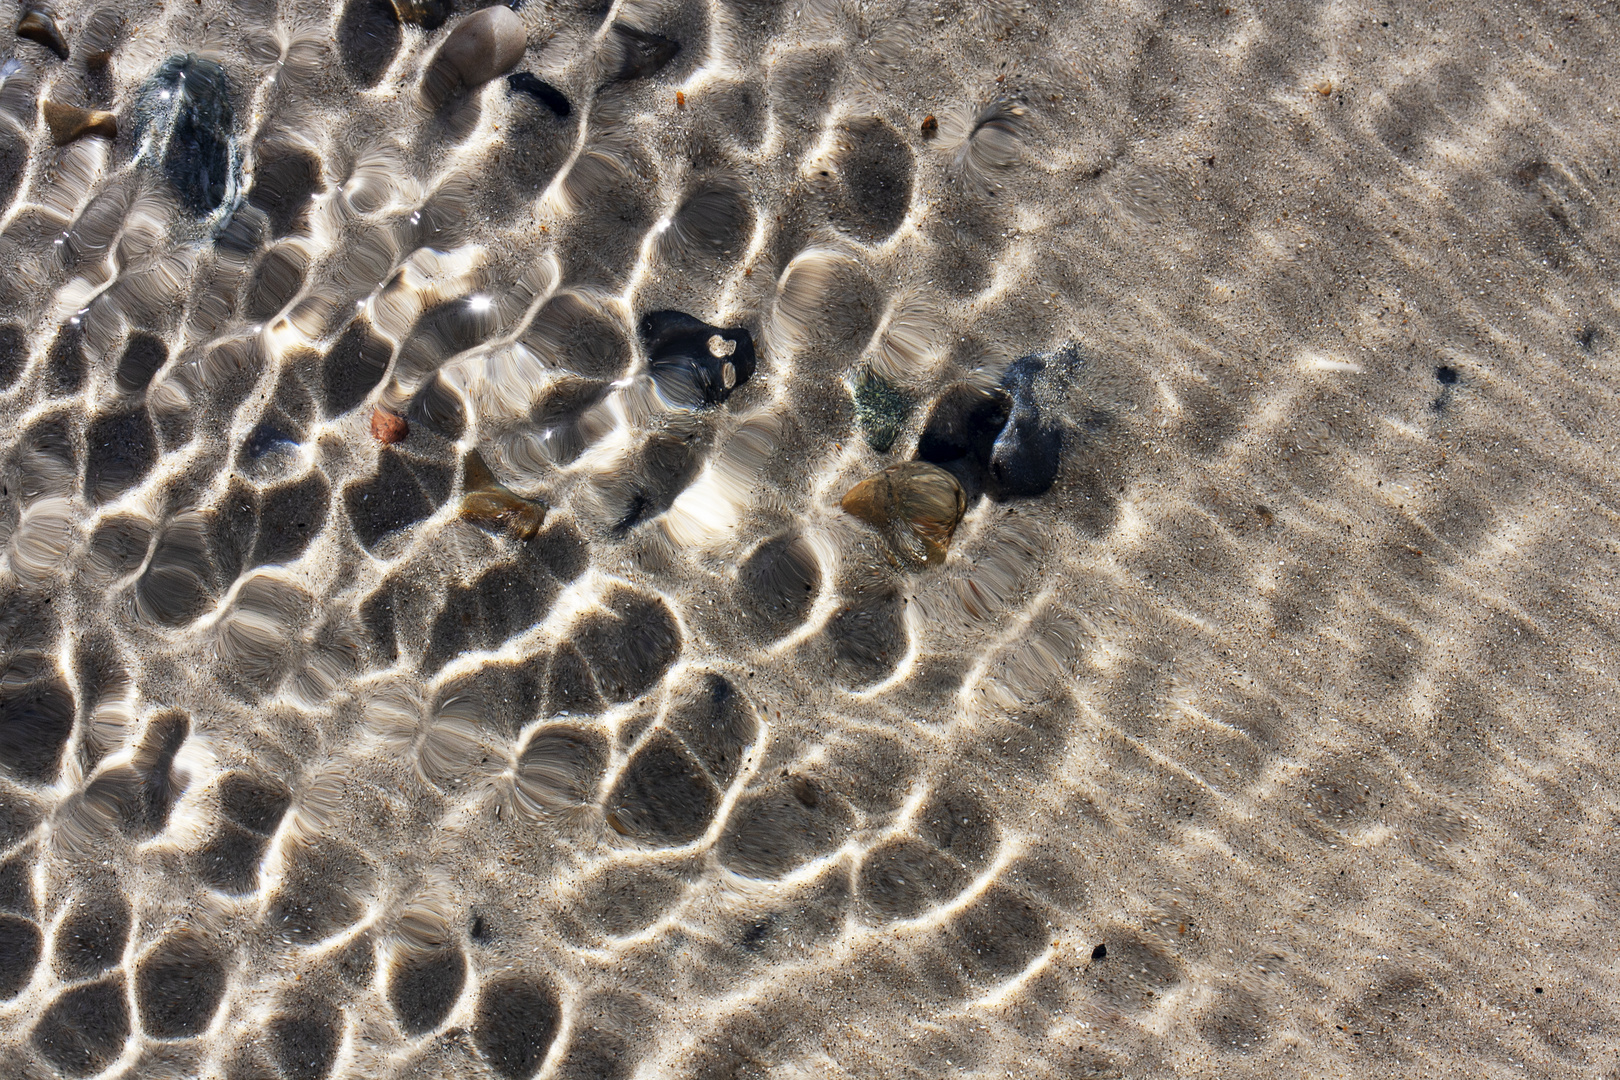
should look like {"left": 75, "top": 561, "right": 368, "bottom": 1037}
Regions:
{"left": 0, "top": 0, "right": 1618, "bottom": 1077}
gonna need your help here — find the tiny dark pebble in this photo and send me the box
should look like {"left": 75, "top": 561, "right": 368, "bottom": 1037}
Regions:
{"left": 389, "top": 0, "right": 449, "bottom": 30}
{"left": 1434, "top": 365, "right": 1459, "bottom": 385}
{"left": 1092, "top": 943, "right": 1107, "bottom": 960}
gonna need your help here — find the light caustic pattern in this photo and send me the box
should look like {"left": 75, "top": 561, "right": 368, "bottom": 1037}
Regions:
{"left": 0, "top": 0, "right": 1619, "bottom": 1077}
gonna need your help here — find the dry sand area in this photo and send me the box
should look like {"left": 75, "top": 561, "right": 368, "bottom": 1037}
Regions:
{"left": 0, "top": 0, "right": 1617, "bottom": 1076}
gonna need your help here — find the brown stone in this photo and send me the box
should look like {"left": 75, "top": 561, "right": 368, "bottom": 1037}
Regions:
{"left": 17, "top": 8, "right": 68, "bottom": 60}
{"left": 840, "top": 461, "right": 966, "bottom": 567}
{"left": 460, "top": 449, "right": 547, "bottom": 540}
{"left": 42, "top": 101, "right": 116, "bottom": 146}
{"left": 370, "top": 407, "right": 408, "bottom": 444}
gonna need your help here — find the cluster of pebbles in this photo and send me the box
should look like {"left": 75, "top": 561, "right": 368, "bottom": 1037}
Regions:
{"left": 1, "top": 0, "right": 1615, "bottom": 1078}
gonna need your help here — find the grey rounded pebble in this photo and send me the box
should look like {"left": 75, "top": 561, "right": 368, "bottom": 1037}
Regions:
{"left": 438, "top": 6, "right": 526, "bottom": 88}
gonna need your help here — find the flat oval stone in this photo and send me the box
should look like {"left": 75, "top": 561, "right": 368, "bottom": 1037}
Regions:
{"left": 134, "top": 55, "right": 238, "bottom": 217}
{"left": 438, "top": 6, "right": 526, "bottom": 89}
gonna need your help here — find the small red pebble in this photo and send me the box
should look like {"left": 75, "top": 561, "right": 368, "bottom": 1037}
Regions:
{"left": 371, "top": 407, "right": 408, "bottom": 444}
{"left": 675, "top": 90, "right": 686, "bottom": 108}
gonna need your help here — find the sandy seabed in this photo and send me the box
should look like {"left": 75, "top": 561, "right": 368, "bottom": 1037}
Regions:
{"left": 0, "top": 0, "right": 1617, "bottom": 1077}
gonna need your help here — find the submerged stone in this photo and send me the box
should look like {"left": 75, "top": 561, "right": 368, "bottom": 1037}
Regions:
{"left": 915, "top": 344, "right": 1075, "bottom": 500}
{"left": 389, "top": 0, "right": 449, "bottom": 30}
{"left": 427, "top": 5, "right": 526, "bottom": 105}
{"left": 851, "top": 366, "right": 911, "bottom": 453}
{"left": 17, "top": 8, "right": 68, "bottom": 61}
{"left": 460, "top": 451, "right": 547, "bottom": 541}
{"left": 506, "top": 72, "right": 571, "bottom": 117}
{"left": 640, "top": 310, "right": 757, "bottom": 409}
{"left": 370, "top": 407, "right": 407, "bottom": 445}
{"left": 134, "top": 55, "right": 239, "bottom": 217}
{"left": 42, "top": 101, "right": 115, "bottom": 145}
{"left": 611, "top": 21, "right": 680, "bottom": 82}
{"left": 917, "top": 383, "right": 1009, "bottom": 468}
{"left": 988, "top": 349, "right": 1067, "bottom": 499}
{"left": 841, "top": 461, "right": 966, "bottom": 567}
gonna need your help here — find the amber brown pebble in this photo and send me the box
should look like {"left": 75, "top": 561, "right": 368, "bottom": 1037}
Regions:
{"left": 42, "top": 101, "right": 116, "bottom": 146}
{"left": 840, "top": 461, "right": 966, "bottom": 566}
{"left": 461, "top": 488, "right": 548, "bottom": 541}
{"left": 920, "top": 114, "right": 938, "bottom": 138}
{"left": 460, "top": 449, "right": 547, "bottom": 540}
{"left": 17, "top": 8, "right": 69, "bottom": 60}
{"left": 370, "top": 407, "right": 408, "bottom": 444}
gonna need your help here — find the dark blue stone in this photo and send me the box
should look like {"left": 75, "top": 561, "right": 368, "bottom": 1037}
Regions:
{"left": 987, "top": 349, "right": 1068, "bottom": 499}
{"left": 135, "top": 55, "right": 238, "bottom": 216}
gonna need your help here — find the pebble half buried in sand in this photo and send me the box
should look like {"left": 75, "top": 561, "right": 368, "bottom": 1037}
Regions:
{"left": 460, "top": 449, "right": 547, "bottom": 541}
{"left": 840, "top": 461, "right": 966, "bottom": 567}
{"left": 17, "top": 6, "right": 68, "bottom": 60}
{"left": 42, "top": 101, "right": 116, "bottom": 146}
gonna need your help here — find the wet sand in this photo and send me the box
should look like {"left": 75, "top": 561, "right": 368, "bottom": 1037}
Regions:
{"left": 0, "top": 0, "right": 1617, "bottom": 1076}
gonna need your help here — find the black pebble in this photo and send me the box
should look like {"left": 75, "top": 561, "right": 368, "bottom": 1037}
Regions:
{"left": 1091, "top": 942, "right": 1107, "bottom": 960}
{"left": 506, "top": 72, "right": 572, "bottom": 117}
{"left": 135, "top": 55, "right": 237, "bottom": 217}
{"left": 988, "top": 352, "right": 1064, "bottom": 499}
{"left": 917, "top": 384, "right": 1009, "bottom": 473}
{"left": 639, "top": 310, "right": 756, "bottom": 408}
{"left": 1434, "top": 365, "right": 1459, "bottom": 385}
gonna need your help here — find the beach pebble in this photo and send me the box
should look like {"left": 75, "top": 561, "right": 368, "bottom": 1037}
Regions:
{"left": 841, "top": 461, "right": 966, "bottom": 567}
{"left": 436, "top": 6, "right": 526, "bottom": 90}
{"left": 988, "top": 350, "right": 1065, "bottom": 499}
{"left": 917, "top": 383, "right": 1009, "bottom": 468}
{"left": 389, "top": 0, "right": 448, "bottom": 29}
{"left": 851, "top": 366, "right": 911, "bottom": 453}
{"left": 370, "top": 407, "right": 407, "bottom": 444}
{"left": 610, "top": 21, "right": 680, "bottom": 82}
{"left": 640, "top": 310, "right": 757, "bottom": 409}
{"left": 506, "top": 71, "right": 571, "bottom": 117}
{"left": 460, "top": 450, "right": 547, "bottom": 541}
{"left": 16, "top": 7, "right": 68, "bottom": 61}
{"left": 134, "top": 55, "right": 237, "bottom": 216}
{"left": 41, "top": 101, "right": 115, "bottom": 146}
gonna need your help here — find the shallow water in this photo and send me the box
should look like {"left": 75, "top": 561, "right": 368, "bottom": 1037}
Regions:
{"left": 0, "top": 0, "right": 1617, "bottom": 1077}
